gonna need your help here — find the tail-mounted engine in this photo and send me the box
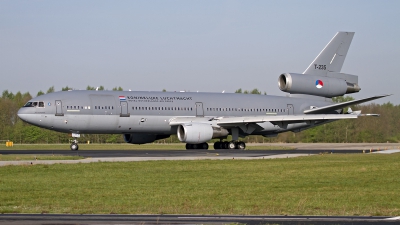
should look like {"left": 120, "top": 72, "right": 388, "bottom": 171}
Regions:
{"left": 278, "top": 73, "right": 360, "bottom": 98}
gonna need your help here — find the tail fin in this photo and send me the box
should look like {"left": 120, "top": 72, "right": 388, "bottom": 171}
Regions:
{"left": 303, "top": 32, "right": 355, "bottom": 76}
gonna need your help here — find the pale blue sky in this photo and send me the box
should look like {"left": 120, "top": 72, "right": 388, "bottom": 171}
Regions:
{"left": 1, "top": 0, "right": 399, "bottom": 104}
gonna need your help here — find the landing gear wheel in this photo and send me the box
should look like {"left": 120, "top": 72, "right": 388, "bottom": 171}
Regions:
{"left": 228, "top": 141, "right": 237, "bottom": 149}
{"left": 70, "top": 142, "right": 79, "bottom": 151}
{"left": 214, "top": 142, "right": 221, "bottom": 149}
{"left": 237, "top": 142, "right": 246, "bottom": 150}
{"left": 222, "top": 141, "right": 229, "bottom": 149}
{"left": 200, "top": 143, "right": 209, "bottom": 150}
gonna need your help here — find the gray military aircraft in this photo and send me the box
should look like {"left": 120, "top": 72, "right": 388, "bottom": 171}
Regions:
{"left": 18, "top": 32, "right": 388, "bottom": 150}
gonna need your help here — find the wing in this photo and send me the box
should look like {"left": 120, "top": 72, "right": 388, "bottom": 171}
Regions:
{"left": 169, "top": 95, "right": 387, "bottom": 134}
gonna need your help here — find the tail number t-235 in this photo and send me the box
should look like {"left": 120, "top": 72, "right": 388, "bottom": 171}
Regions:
{"left": 314, "top": 64, "right": 327, "bottom": 70}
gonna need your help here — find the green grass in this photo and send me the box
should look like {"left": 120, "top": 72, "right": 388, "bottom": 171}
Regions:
{"left": 1, "top": 153, "right": 399, "bottom": 216}
{"left": 0, "top": 154, "right": 83, "bottom": 161}
{"left": 0, "top": 143, "right": 293, "bottom": 150}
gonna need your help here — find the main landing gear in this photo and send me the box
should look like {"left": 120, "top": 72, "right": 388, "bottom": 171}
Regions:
{"left": 213, "top": 141, "right": 246, "bottom": 150}
{"left": 185, "top": 141, "right": 246, "bottom": 150}
{"left": 186, "top": 143, "right": 209, "bottom": 150}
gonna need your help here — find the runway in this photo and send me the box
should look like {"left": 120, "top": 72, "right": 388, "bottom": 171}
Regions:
{"left": 0, "top": 148, "right": 366, "bottom": 158}
{"left": 0, "top": 149, "right": 369, "bottom": 167}
{"left": 0, "top": 214, "right": 399, "bottom": 225}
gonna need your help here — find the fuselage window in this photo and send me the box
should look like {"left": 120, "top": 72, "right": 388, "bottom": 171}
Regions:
{"left": 38, "top": 102, "right": 44, "bottom": 107}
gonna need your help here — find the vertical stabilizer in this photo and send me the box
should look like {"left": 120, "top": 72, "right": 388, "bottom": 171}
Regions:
{"left": 303, "top": 32, "right": 354, "bottom": 76}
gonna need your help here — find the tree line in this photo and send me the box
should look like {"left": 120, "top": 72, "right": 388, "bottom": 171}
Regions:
{"left": 1, "top": 86, "right": 399, "bottom": 144}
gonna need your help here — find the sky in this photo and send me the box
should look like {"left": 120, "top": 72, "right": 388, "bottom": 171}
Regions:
{"left": 1, "top": 0, "right": 399, "bottom": 104}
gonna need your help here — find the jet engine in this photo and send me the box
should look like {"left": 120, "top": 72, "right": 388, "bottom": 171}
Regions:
{"left": 177, "top": 123, "right": 229, "bottom": 144}
{"left": 177, "top": 123, "right": 213, "bottom": 144}
{"left": 278, "top": 73, "right": 360, "bottom": 98}
{"left": 124, "top": 133, "right": 170, "bottom": 144}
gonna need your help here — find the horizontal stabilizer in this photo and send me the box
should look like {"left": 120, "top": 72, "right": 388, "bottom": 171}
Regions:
{"left": 303, "top": 94, "right": 390, "bottom": 114}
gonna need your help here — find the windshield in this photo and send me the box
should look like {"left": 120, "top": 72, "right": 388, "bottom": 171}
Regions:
{"left": 23, "top": 101, "right": 44, "bottom": 107}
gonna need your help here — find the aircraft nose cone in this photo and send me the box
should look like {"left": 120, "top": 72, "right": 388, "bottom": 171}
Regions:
{"left": 17, "top": 107, "right": 30, "bottom": 122}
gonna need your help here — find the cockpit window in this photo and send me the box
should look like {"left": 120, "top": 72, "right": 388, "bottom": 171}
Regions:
{"left": 23, "top": 102, "right": 35, "bottom": 107}
{"left": 23, "top": 101, "right": 45, "bottom": 107}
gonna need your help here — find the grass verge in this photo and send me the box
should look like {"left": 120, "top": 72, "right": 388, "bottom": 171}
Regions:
{"left": 0, "top": 153, "right": 399, "bottom": 216}
{"left": 0, "top": 154, "right": 84, "bottom": 161}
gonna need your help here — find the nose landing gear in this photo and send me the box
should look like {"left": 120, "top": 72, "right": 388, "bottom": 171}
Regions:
{"left": 70, "top": 133, "right": 80, "bottom": 151}
{"left": 70, "top": 140, "right": 79, "bottom": 151}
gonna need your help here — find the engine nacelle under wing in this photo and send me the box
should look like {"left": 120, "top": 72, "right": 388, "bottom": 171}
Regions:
{"left": 278, "top": 73, "right": 360, "bottom": 98}
{"left": 177, "top": 123, "right": 214, "bottom": 144}
{"left": 124, "top": 133, "right": 170, "bottom": 144}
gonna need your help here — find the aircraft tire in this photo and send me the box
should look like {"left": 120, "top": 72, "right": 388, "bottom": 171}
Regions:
{"left": 237, "top": 142, "right": 246, "bottom": 150}
{"left": 228, "top": 141, "right": 236, "bottom": 149}
{"left": 70, "top": 143, "right": 79, "bottom": 151}
{"left": 200, "top": 142, "right": 209, "bottom": 150}
{"left": 213, "top": 142, "right": 221, "bottom": 149}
